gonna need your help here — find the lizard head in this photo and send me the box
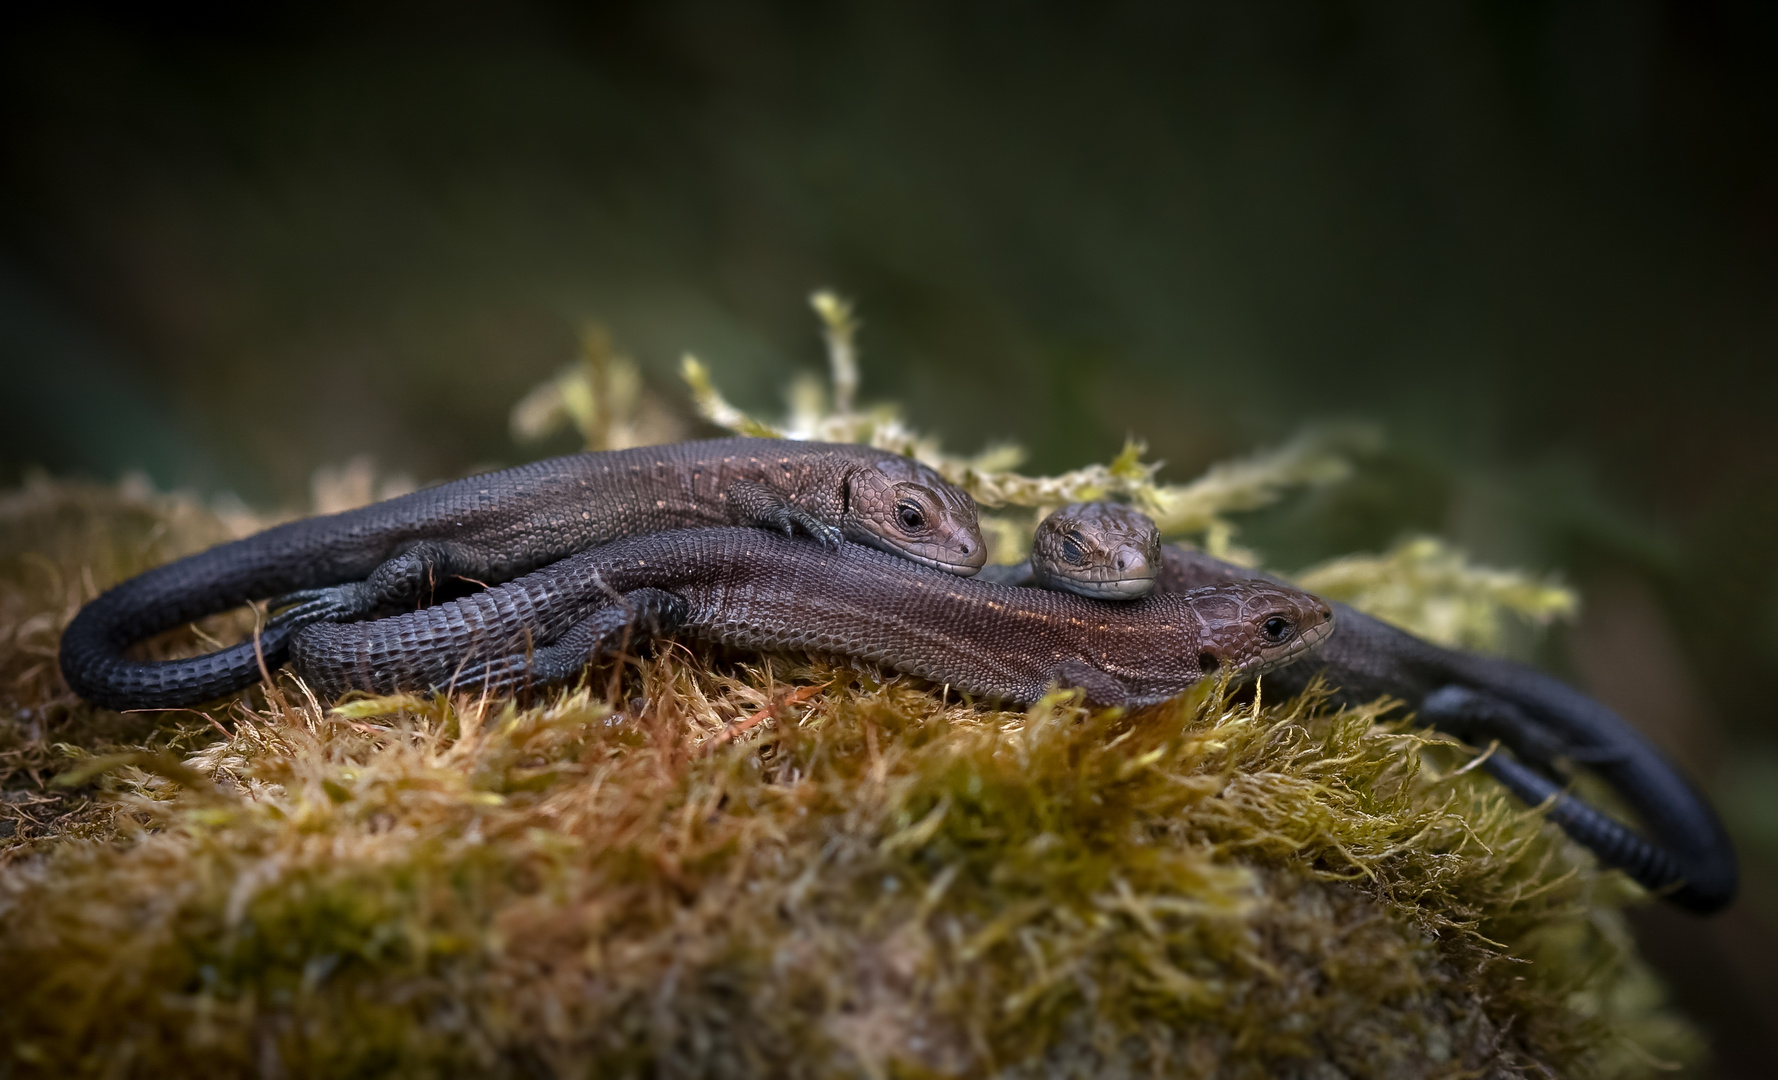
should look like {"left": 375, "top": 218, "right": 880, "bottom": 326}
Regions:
{"left": 845, "top": 457, "right": 987, "bottom": 576}
{"left": 1028, "top": 501, "right": 1161, "bottom": 599}
{"left": 1185, "top": 583, "right": 1335, "bottom": 678}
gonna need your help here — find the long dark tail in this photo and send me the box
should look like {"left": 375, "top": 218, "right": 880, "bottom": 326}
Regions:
{"left": 60, "top": 614, "right": 294, "bottom": 711}
{"left": 1424, "top": 685, "right": 1735, "bottom": 914}
{"left": 1159, "top": 545, "right": 1738, "bottom": 913}
{"left": 57, "top": 520, "right": 358, "bottom": 710}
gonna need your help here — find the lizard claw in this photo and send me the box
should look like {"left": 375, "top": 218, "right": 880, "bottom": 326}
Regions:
{"left": 266, "top": 585, "right": 363, "bottom": 628}
{"left": 727, "top": 481, "right": 843, "bottom": 549}
{"left": 269, "top": 586, "right": 333, "bottom": 608}
{"left": 784, "top": 507, "right": 844, "bottom": 549}
{"left": 753, "top": 501, "right": 842, "bottom": 548}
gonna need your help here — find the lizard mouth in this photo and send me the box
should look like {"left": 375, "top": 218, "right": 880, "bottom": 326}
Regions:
{"left": 1057, "top": 574, "right": 1158, "bottom": 600}
{"left": 901, "top": 549, "right": 986, "bottom": 576}
{"left": 1290, "top": 616, "right": 1335, "bottom": 655}
{"left": 864, "top": 535, "right": 987, "bottom": 576}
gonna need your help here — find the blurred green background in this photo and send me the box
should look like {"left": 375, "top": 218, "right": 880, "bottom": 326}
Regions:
{"left": 2, "top": 2, "right": 1776, "bottom": 1073}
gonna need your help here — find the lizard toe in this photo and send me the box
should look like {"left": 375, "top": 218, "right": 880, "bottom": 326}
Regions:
{"left": 265, "top": 601, "right": 334, "bottom": 629}
{"left": 267, "top": 589, "right": 359, "bottom": 628}
{"left": 784, "top": 507, "right": 843, "bottom": 549}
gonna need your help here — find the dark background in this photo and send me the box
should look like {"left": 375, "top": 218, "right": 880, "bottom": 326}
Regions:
{"left": 2, "top": 2, "right": 1775, "bottom": 1073}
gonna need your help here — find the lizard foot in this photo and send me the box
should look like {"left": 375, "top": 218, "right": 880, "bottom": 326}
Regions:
{"left": 1424, "top": 684, "right": 1736, "bottom": 914}
{"left": 267, "top": 583, "right": 371, "bottom": 629}
{"left": 753, "top": 501, "right": 843, "bottom": 548}
{"left": 270, "top": 542, "right": 488, "bottom": 629}
{"left": 727, "top": 482, "right": 844, "bottom": 548}
{"left": 783, "top": 505, "right": 844, "bottom": 548}
{"left": 1422, "top": 685, "right": 1580, "bottom": 774}
{"left": 1050, "top": 660, "right": 1129, "bottom": 709}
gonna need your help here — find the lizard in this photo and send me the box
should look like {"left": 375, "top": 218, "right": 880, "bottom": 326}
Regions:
{"left": 1002, "top": 500, "right": 1737, "bottom": 914}
{"left": 59, "top": 438, "right": 986, "bottom": 712}
{"left": 286, "top": 527, "right": 1335, "bottom": 710}
{"left": 973, "top": 501, "right": 1161, "bottom": 599}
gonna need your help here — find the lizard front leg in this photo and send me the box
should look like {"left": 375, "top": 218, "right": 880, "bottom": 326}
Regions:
{"left": 725, "top": 481, "right": 843, "bottom": 548}
{"left": 1048, "top": 659, "right": 1129, "bottom": 709}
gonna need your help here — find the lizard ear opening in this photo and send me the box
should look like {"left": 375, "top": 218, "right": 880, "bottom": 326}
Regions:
{"left": 1198, "top": 652, "right": 1220, "bottom": 673}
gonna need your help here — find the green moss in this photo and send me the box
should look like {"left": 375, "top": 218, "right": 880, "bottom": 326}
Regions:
{"left": 0, "top": 482, "right": 1702, "bottom": 1078}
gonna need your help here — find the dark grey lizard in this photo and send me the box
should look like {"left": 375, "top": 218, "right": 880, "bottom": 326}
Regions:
{"left": 1004, "top": 501, "right": 1736, "bottom": 914}
{"left": 287, "top": 527, "right": 1335, "bottom": 710}
{"left": 60, "top": 438, "right": 985, "bottom": 711}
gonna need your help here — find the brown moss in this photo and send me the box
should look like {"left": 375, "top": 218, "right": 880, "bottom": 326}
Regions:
{"left": 0, "top": 482, "right": 1700, "bottom": 1078}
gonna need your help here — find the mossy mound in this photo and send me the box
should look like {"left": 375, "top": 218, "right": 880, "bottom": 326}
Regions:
{"left": 0, "top": 483, "right": 1699, "bottom": 1078}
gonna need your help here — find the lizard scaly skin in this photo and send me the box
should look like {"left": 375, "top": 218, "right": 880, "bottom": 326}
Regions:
{"left": 289, "top": 528, "right": 1334, "bottom": 710}
{"left": 60, "top": 438, "right": 984, "bottom": 710}
{"left": 1011, "top": 501, "right": 1736, "bottom": 914}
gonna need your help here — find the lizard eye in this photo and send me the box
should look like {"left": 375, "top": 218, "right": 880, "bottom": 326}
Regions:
{"left": 1061, "top": 531, "right": 1087, "bottom": 565}
{"left": 1262, "top": 615, "right": 1293, "bottom": 643}
{"left": 896, "top": 500, "right": 928, "bottom": 532}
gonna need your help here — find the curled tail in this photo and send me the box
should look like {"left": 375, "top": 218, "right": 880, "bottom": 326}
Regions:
{"left": 1478, "top": 752, "right": 1686, "bottom": 893}
{"left": 60, "top": 605, "right": 293, "bottom": 710}
{"left": 1157, "top": 546, "right": 1738, "bottom": 913}
{"left": 58, "top": 519, "right": 359, "bottom": 710}
{"left": 1424, "top": 685, "right": 1736, "bottom": 914}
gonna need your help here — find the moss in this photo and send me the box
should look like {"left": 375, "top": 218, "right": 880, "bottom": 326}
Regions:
{"left": 0, "top": 478, "right": 258, "bottom": 847}
{"left": 0, "top": 482, "right": 1701, "bottom": 1078}
{"left": 1296, "top": 537, "right": 1578, "bottom": 653}
{"left": 0, "top": 314, "right": 1701, "bottom": 1074}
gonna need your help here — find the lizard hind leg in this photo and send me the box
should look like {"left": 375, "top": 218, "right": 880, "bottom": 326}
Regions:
{"left": 1420, "top": 685, "right": 1577, "bottom": 776}
{"left": 461, "top": 588, "right": 691, "bottom": 695}
{"left": 268, "top": 540, "right": 492, "bottom": 629}
{"left": 1420, "top": 685, "right": 1628, "bottom": 771}
{"left": 1049, "top": 660, "right": 1129, "bottom": 709}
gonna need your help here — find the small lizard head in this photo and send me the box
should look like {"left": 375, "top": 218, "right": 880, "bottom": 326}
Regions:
{"left": 1186, "top": 584, "right": 1335, "bottom": 678}
{"left": 845, "top": 457, "right": 988, "bottom": 575}
{"left": 1028, "top": 502, "right": 1161, "bottom": 599}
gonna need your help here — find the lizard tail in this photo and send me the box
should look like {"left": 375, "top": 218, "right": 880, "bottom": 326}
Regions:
{"left": 1424, "top": 685, "right": 1736, "bottom": 914}
{"left": 57, "top": 517, "right": 353, "bottom": 710}
{"left": 58, "top": 567, "right": 299, "bottom": 711}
